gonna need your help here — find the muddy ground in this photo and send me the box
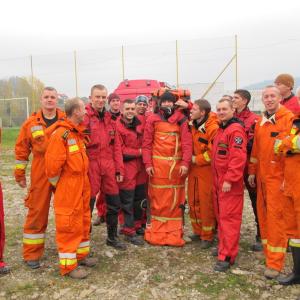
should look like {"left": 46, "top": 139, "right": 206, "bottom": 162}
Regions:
{"left": 0, "top": 148, "right": 300, "bottom": 299}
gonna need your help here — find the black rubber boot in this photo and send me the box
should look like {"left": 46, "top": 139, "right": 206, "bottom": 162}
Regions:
{"left": 106, "top": 226, "right": 127, "bottom": 251}
{"left": 278, "top": 246, "right": 300, "bottom": 285}
{"left": 252, "top": 235, "right": 263, "bottom": 252}
{"left": 214, "top": 260, "right": 230, "bottom": 272}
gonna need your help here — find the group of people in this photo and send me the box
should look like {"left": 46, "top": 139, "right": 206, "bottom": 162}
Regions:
{"left": 0, "top": 73, "right": 299, "bottom": 286}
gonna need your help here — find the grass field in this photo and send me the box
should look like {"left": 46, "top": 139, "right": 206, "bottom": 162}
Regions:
{"left": 1, "top": 127, "right": 20, "bottom": 149}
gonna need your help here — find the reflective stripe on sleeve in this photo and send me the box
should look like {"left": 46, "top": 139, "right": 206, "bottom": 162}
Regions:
{"left": 202, "top": 225, "right": 214, "bottom": 232}
{"left": 203, "top": 151, "right": 211, "bottom": 162}
{"left": 292, "top": 136, "right": 300, "bottom": 152}
{"left": 250, "top": 157, "right": 258, "bottom": 164}
{"left": 15, "top": 160, "right": 28, "bottom": 170}
{"left": 274, "top": 139, "right": 282, "bottom": 154}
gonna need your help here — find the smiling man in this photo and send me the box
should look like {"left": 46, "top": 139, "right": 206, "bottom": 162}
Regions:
{"left": 187, "top": 99, "right": 218, "bottom": 247}
{"left": 116, "top": 99, "right": 146, "bottom": 245}
{"left": 15, "top": 86, "right": 65, "bottom": 269}
{"left": 83, "top": 84, "right": 126, "bottom": 250}
{"left": 212, "top": 98, "right": 247, "bottom": 272}
{"left": 248, "top": 85, "right": 294, "bottom": 279}
{"left": 232, "top": 90, "right": 261, "bottom": 251}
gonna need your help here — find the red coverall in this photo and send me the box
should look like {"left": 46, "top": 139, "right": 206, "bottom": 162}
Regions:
{"left": 249, "top": 106, "right": 294, "bottom": 271}
{"left": 188, "top": 112, "right": 218, "bottom": 241}
{"left": 95, "top": 110, "right": 121, "bottom": 219}
{"left": 0, "top": 183, "right": 7, "bottom": 268}
{"left": 117, "top": 115, "right": 147, "bottom": 235}
{"left": 45, "top": 119, "right": 91, "bottom": 275}
{"left": 212, "top": 118, "right": 247, "bottom": 264}
{"left": 281, "top": 94, "right": 300, "bottom": 115}
{"left": 235, "top": 107, "right": 260, "bottom": 238}
{"left": 14, "top": 109, "right": 65, "bottom": 261}
{"left": 83, "top": 104, "right": 124, "bottom": 230}
{"left": 142, "top": 110, "right": 192, "bottom": 246}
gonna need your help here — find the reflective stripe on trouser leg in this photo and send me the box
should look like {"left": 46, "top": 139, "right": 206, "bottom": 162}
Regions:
{"left": 59, "top": 252, "right": 77, "bottom": 270}
{"left": 23, "top": 180, "right": 52, "bottom": 261}
{"left": 77, "top": 240, "right": 90, "bottom": 260}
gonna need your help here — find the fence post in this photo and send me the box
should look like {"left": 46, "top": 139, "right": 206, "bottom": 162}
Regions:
{"left": 176, "top": 40, "right": 179, "bottom": 88}
{"left": 235, "top": 34, "right": 238, "bottom": 90}
{"left": 121, "top": 45, "right": 125, "bottom": 81}
{"left": 74, "top": 50, "right": 78, "bottom": 97}
{"left": 30, "top": 55, "right": 34, "bottom": 113}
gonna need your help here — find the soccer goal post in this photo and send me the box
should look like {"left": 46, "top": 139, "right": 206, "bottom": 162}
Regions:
{"left": 0, "top": 97, "right": 29, "bottom": 127}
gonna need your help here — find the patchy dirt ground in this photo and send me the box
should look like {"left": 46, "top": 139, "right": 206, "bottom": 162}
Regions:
{"left": 1, "top": 148, "right": 300, "bottom": 300}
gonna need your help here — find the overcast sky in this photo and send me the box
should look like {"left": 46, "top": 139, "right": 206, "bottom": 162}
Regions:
{"left": 0, "top": 0, "right": 300, "bottom": 97}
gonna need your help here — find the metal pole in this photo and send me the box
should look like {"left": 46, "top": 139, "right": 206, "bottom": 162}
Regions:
{"left": 74, "top": 50, "right": 78, "bottom": 97}
{"left": 30, "top": 55, "right": 34, "bottom": 112}
{"left": 176, "top": 40, "right": 179, "bottom": 88}
{"left": 235, "top": 34, "right": 238, "bottom": 90}
{"left": 121, "top": 45, "right": 125, "bottom": 80}
{"left": 201, "top": 54, "right": 236, "bottom": 99}
{"left": 26, "top": 97, "right": 29, "bottom": 119}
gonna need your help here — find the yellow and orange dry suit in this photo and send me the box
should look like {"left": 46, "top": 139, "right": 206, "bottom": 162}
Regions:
{"left": 14, "top": 109, "right": 65, "bottom": 261}
{"left": 45, "top": 119, "right": 91, "bottom": 275}
{"left": 249, "top": 105, "right": 294, "bottom": 271}
{"left": 188, "top": 112, "right": 218, "bottom": 241}
{"left": 142, "top": 110, "right": 192, "bottom": 246}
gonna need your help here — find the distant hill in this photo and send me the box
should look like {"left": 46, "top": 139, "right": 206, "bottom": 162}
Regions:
{"left": 244, "top": 77, "right": 300, "bottom": 90}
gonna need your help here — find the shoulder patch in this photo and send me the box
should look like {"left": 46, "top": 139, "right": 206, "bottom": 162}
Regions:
{"left": 62, "top": 130, "right": 70, "bottom": 140}
{"left": 234, "top": 136, "right": 243, "bottom": 145}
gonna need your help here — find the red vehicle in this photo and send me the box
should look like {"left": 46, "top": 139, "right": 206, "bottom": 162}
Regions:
{"left": 113, "top": 79, "right": 172, "bottom": 102}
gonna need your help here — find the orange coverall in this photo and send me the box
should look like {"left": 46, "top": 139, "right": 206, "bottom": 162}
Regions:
{"left": 14, "top": 109, "right": 65, "bottom": 261}
{"left": 275, "top": 114, "right": 300, "bottom": 247}
{"left": 142, "top": 111, "right": 192, "bottom": 246}
{"left": 249, "top": 105, "right": 294, "bottom": 271}
{"left": 188, "top": 112, "right": 218, "bottom": 241}
{"left": 45, "top": 119, "right": 91, "bottom": 275}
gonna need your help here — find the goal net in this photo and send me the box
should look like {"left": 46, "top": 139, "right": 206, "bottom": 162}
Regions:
{"left": 0, "top": 97, "right": 29, "bottom": 127}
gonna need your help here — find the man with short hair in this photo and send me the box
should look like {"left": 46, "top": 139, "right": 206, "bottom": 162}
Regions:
{"left": 232, "top": 89, "right": 261, "bottom": 251}
{"left": 212, "top": 99, "right": 247, "bottom": 272}
{"left": 93, "top": 93, "right": 121, "bottom": 227}
{"left": 135, "top": 95, "right": 149, "bottom": 116}
{"left": 15, "top": 86, "right": 65, "bottom": 269}
{"left": 45, "top": 98, "right": 96, "bottom": 279}
{"left": 142, "top": 90, "right": 192, "bottom": 246}
{"left": 274, "top": 73, "right": 300, "bottom": 114}
{"left": 248, "top": 85, "right": 294, "bottom": 279}
{"left": 84, "top": 84, "right": 126, "bottom": 250}
{"left": 108, "top": 93, "right": 121, "bottom": 121}
{"left": 116, "top": 99, "right": 146, "bottom": 245}
{"left": 188, "top": 99, "right": 218, "bottom": 248}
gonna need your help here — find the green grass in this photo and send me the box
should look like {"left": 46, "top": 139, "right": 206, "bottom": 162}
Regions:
{"left": 192, "top": 272, "right": 257, "bottom": 297}
{"left": 1, "top": 127, "right": 20, "bottom": 149}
